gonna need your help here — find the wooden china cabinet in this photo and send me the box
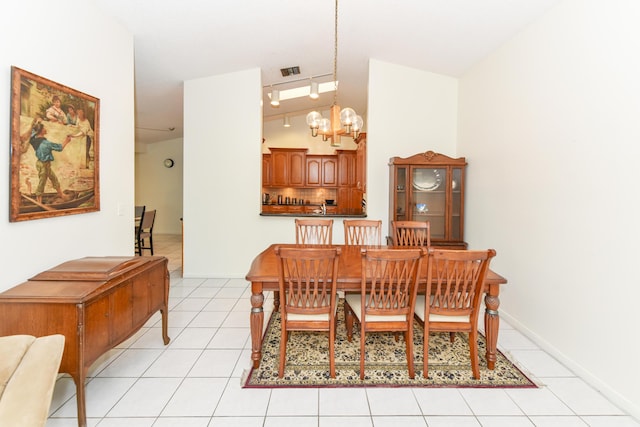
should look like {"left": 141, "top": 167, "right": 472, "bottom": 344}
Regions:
{"left": 389, "top": 151, "right": 467, "bottom": 248}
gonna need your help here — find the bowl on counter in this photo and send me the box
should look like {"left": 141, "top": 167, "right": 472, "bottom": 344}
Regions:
{"left": 325, "top": 199, "right": 335, "bottom": 205}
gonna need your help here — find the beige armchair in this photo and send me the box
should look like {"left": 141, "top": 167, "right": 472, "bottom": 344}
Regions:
{"left": 0, "top": 334, "right": 65, "bottom": 427}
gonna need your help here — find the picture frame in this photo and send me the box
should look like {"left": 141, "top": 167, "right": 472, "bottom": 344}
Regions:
{"left": 10, "top": 66, "right": 100, "bottom": 222}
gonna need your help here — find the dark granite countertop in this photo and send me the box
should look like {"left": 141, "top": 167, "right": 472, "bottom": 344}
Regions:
{"left": 260, "top": 213, "right": 368, "bottom": 218}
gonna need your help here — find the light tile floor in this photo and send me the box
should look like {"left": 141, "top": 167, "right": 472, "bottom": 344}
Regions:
{"left": 46, "top": 235, "right": 639, "bottom": 426}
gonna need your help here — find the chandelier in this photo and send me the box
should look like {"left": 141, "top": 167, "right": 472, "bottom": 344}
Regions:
{"left": 306, "top": 0, "right": 363, "bottom": 146}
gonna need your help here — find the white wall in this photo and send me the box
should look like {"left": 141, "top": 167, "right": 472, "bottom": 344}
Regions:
{"left": 458, "top": 0, "right": 640, "bottom": 418}
{"left": 367, "top": 59, "right": 459, "bottom": 237}
{"left": 0, "top": 0, "right": 135, "bottom": 290}
{"left": 183, "top": 69, "right": 267, "bottom": 276}
{"left": 182, "top": 61, "right": 459, "bottom": 277}
{"left": 135, "top": 138, "right": 183, "bottom": 234}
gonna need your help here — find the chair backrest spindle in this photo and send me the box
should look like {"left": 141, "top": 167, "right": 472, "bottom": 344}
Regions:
{"left": 295, "top": 219, "right": 333, "bottom": 245}
{"left": 343, "top": 219, "right": 382, "bottom": 245}
{"left": 391, "top": 220, "right": 431, "bottom": 247}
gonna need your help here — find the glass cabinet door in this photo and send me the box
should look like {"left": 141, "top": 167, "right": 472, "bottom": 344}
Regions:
{"left": 450, "top": 167, "right": 463, "bottom": 241}
{"left": 395, "top": 166, "right": 408, "bottom": 221}
{"left": 411, "top": 167, "right": 446, "bottom": 240}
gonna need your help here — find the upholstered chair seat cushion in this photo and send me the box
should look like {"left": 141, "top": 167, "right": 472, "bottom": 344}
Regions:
{"left": 0, "top": 334, "right": 65, "bottom": 427}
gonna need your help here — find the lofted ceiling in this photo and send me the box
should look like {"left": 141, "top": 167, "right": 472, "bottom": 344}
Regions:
{"left": 94, "top": 0, "right": 561, "bottom": 144}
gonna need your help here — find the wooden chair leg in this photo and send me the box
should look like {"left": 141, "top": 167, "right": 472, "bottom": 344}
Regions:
{"left": 329, "top": 322, "right": 336, "bottom": 378}
{"left": 359, "top": 324, "right": 366, "bottom": 380}
{"left": 405, "top": 328, "right": 415, "bottom": 379}
{"left": 278, "top": 328, "right": 288, "bottom": 378}
{"left": 345, "top": 304, "right": 355, "bottom": 342}
{"left": 449, "top": 332, "right": 455, "bottom": 343}
{"left": 469, "top": 329, "right": 480, "bottom": 379}
{"left": 423, "top": 325, "right": 430, "bottom": 378}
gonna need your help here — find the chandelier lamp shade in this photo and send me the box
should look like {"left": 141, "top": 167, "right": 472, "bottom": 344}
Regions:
{"left": 305, "top": 0, "right": 363, "bottom": 146}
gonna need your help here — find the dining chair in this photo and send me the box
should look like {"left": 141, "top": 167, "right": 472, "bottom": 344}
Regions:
{"left": 134, "top": 205, "right": 145, "bottom": 245}
{"left": 343, "top": 219, "right": 382, "bottom": 246}
{"left": 415, "top": 248, "right": 496, "bottom": 379}
{"left": 295, "top": 218, "right": 333, "bottom": 244}
{"left": 135, "top": 209, "right": 156, "bottom": 255}
{"left": 391, "top": 220, "right": 431, "bottom": 247}
{"left": 344, "top": 247, "right": 425, "bottom": 379}
{"left": 134, "top": 205, "right": 145, "bottom": 221}
{"left": 274, "top": 246, "right": 340, "bottom": 378}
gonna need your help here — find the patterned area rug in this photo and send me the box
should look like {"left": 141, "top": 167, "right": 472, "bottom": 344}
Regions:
{"left": 244, "top": 300, "right": 536, "bottom": 388}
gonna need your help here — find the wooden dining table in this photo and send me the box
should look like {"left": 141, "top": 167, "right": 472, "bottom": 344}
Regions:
{"left": 245, "top": 244, "right": 508, "bottom": 371}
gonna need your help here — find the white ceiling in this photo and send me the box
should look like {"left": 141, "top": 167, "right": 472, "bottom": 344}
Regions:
{"left": 94, "top": 0, "right": 561, "bottom": 144}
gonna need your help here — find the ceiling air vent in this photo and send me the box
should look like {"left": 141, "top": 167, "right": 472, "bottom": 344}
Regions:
{"left": 280, "top": 66, "right": 300, "bottom": 77}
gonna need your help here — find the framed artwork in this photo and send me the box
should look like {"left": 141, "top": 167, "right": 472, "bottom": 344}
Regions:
{"left": 10, "top": 66, "right": 100, "bottom": 222}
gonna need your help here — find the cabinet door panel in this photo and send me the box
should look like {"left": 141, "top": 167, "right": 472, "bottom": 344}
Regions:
{"left": 148, "top": 266, "right": 166, "bottom": 314}
{"left": 322, "top": 157, "right": 337, "bottom": 186}
{"left": 110, "top": 284, "right": 134, "bottom": 344}
{"left": 262, "top": 154, "right": 271, "bottom": 186}
{"left": 132, "top": 271, "right": 150, "bottom": 325}
{"left": 85, "top": 297, "right": 110, "bottom": 363}
{"left": 271, "top": 152, "right": 288, "bottom": 186}
{"left": 338, "top": 152, "right": 356, "bottom": 186}
{"left": 306, "top": 157, "right": 321, "bottom": 186}
{"left": 288, "top": 152, "right": 305, "bottom": 186}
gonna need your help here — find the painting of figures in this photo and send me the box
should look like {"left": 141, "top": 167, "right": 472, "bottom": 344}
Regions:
{"left": 10, "top": 66, "right": 99, "bottom": 222}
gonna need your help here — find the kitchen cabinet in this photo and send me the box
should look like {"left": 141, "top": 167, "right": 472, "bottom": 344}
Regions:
{"left": 262, "top": 154, "right": 271, "bottom": 186}
{"left": 337, "top": 149, "right": 362, "bottom": 214}
{"left": 355, "top": 134, "right": 366, "bottom": 192}
{"left": 337, "top": 150, "right": 356, "bottom": 187}
{"left": 389, "top": 151, "right": 467, "bottom": 248}
{"left": 306, "top": 155, "right": 337, "bottom": 187}
{"left": 270, "top": 148, "right": 307, "bottom": 187}
{"left": 338, "top": 187, "right": 363, "bottom": 215}
{"left": 261, "top": 204, "right": 289, "bottom": 214}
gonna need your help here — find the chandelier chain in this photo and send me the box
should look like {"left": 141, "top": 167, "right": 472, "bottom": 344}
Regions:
{"left": 333, "top": 0, "right": 339, "bottom": 107}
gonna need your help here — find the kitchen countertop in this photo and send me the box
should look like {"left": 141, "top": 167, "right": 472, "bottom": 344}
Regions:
{"left": 260, "top": 212, "right": 367, "bottom": 218}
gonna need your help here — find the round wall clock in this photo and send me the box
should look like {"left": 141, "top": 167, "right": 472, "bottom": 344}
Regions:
{"left": 163, "top": 158, "right": 174, "bottom": 168}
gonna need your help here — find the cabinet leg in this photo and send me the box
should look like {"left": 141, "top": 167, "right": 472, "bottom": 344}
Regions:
{"left": 161, "top": 306, "right": 170, "bottom": 345}
{"left": 72, "top": 373, "right": 87, "bottom": 427}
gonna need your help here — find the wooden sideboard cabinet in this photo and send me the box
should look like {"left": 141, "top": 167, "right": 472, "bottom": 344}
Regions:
{"left": 0, "top": 256, "right": 170, "bottom": 427}
{"left": 389, "top": 151, "right": 467, "bottom": 248}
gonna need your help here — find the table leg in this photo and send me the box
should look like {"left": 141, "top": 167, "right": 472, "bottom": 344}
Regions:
{"left": 250, "top": 282, "right": 265, "bottom": 369}
{"left": 484, "top": 285, "right": 500, "bottom": 370}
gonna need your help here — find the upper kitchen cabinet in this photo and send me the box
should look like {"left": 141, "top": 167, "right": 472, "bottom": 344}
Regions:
{"left": 306, "top": 155, "right": 337, "bottom": 187}
{"left": 355, "top": 133, "right": 366, "bottom": 193}
{"left": 389, "top": 151, "right": 467, "bottom": 248}
{"left": 269, "top": 148, "right": 307, "bottom": 187}
{"left": 262, "top": 154, "right": 271, "bottom": 186}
